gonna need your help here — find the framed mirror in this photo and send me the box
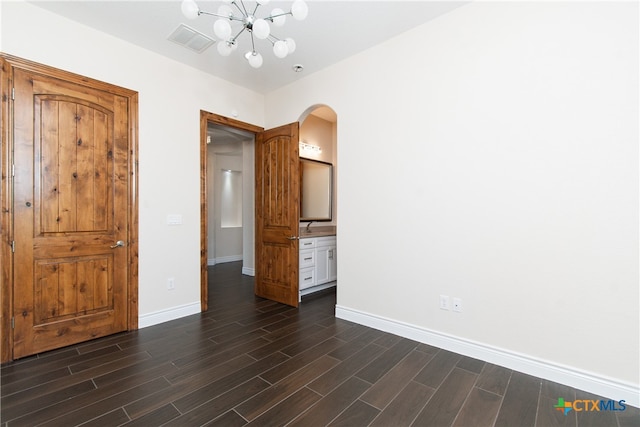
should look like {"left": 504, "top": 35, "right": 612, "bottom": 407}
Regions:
{"left": 300, "top": 158, "right": 333, "bottom": 221}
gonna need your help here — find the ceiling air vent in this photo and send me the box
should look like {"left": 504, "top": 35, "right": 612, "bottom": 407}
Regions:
{"left": 168, "top": 24, "right": 215, "bottom": 53}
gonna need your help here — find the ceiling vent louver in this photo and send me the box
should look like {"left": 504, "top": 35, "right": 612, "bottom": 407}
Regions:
{"left": 168, "top": 24, "right": 214, "bottom": 53}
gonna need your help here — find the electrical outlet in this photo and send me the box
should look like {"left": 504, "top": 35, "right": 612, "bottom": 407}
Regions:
{"left": 167, "top": 277, "right": 175, "bottom": 290}
{"left": 453, "top": 297, "right": 463, "bottom": 312}
{"left": 439, "top": 295, "right": 450, "bottom": 310}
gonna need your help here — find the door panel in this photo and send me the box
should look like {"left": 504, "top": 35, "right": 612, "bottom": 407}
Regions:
{"left": 255, "top": 123, "right": 300, "bottom": 307}
{"left": 12, "top": 68, "right": 129, "bottom": 358}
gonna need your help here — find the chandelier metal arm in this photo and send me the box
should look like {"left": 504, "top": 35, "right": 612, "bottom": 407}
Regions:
{"left": 266, "top": 11, "right": 293, "bottom": 21}
{"left": 198, "top": 6, "right": 293, "bottom": 27}
{"left": 249, "top": 31, "right": 257, "bottom": 54}
{"left": 198, "top": 10, "right": 243, "bottom": 22}
{"left": 236, "top": 0, "right": 249, "bottom": 18}
{"left": 251, "top": 3, "right": 260, "bottom": 17}
{"left": 231, "top": 26, "right": 247, "bottom": 44}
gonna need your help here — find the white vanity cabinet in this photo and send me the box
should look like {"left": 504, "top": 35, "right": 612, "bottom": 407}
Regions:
{"left": 315, "top": 243, "right": 337, "bottom": 284}
{"left": 299, "top": 235, "right": 336, "bottom": 300}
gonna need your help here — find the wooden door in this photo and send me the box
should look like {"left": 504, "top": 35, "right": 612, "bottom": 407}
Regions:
{"left": 11, "top": 67, "right": 131, "bottom": 358}
{"left": 255, "top": 123, "right": 300, "bottom": 307}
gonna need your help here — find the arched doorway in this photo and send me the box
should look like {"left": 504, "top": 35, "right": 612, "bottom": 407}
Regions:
{"left": 299, "top": 105, "right": 338, "bottom": 230}
{"left": 298, "top": 105, "right": 339, "bottom": 300}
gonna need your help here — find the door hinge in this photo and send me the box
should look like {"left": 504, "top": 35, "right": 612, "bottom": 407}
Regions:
{"left": 11, "top": 240, "right": 15, "bottom": 253}
{"left": 11, "top": 87, "right": 15, "bottom": 100}
{"left": 11, "top": 317, "right": 15, "bottom": 329}
{"left": 12, "top": 163, "right": 15, "bottom": 177}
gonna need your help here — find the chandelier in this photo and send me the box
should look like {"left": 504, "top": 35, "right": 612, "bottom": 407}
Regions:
{"left": 180, "top": 0, "right": 309, "bottom": 68}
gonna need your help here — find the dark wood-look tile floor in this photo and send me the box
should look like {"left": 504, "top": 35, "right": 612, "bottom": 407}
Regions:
{"left": 2, "top": 262, "right": 638, "bottom": 426}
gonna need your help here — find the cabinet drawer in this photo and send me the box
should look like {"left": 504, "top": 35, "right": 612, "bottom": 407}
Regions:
{"left": 299, "top": 238, "right": 316, "bottom": 250}
{"left": 299, "top": 268, "right": 315, "bottom": 290}
{"left": 315, "top": 236, "right": 336, "bottom": 247}
{"left": 299, "top": 249, "right": 315, "bottom": 268}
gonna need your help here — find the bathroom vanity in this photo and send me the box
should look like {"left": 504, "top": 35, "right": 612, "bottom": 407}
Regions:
{"left": 298, "top": 158, "right": 336, "bottom": 301}
{"left": 299, "top": 227, "right": 336, "bottom": 301}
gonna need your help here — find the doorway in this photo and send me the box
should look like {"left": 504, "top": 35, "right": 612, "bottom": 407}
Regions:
{"left": 200, "top": 113, "right": 301, "bottom": 308}
{"left": 199, "top": 112, "right": 262, "bottom": 311}
{"left": 206, "top": 124, "right": 255, "bottom": 274}
{"left": 298, "top": 105, "right": 338, "bottom": 231}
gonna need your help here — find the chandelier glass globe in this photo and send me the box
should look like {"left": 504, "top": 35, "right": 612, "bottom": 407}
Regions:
{"left": 213, "top": 19, "right": 231, "bottom": 40}
{"left": 246, "top": 51, "right": 263, "bottom": 68}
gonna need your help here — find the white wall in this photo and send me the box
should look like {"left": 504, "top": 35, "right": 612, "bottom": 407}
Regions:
{"left": 266, "top": 1, "right": 639, "bottom": 404}
{"left": 207, "top": 134, "right": 256, "bottom": 274}
{"left": 208, "top": 144, "right": 244, "bottom": 264}
{"left": 0, "top": 0, "right": 265, "bottom": 323}
{"left": 301, "top": 114, "right": 334, "bottom": 163}
{"left": 242, "top": 139, "right": 255, "bottom": 275}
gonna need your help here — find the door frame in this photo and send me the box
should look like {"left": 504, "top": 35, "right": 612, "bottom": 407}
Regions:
{"left": 0, "top": 54, "right": 139, "bottom": 363}
{"left": 199, "top": 111, "right": 263, "bottom": 311}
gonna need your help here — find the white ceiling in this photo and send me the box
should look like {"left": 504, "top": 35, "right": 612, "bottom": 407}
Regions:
{"left": 208, "top": 122, "right": 254, "bottom": 146}
{"left": 28, "top": 0, "right": 468, "bottom": 94}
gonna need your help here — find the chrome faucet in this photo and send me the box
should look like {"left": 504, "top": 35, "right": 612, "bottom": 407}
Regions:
{"left": 306, "top": 221, "right": 313, "bottom": 232}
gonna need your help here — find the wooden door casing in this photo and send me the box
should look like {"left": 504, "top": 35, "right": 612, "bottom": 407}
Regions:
{"left": 0, "top": 54, "right": 139, "bottom": 362}
{"left": 255, "top": 123, "right": 300, "bottom": 307}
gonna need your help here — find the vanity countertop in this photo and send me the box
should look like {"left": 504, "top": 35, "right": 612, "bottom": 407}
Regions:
{"left": 299, "top": 226, "right": 336, "bottom": 238}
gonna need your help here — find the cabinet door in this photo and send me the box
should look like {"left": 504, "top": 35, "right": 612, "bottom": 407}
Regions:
{"left": 328, "top": 246, "right": 337, "bottom": 282}
{"left": 316, "top": 245, "right": 330, "bottom": 285}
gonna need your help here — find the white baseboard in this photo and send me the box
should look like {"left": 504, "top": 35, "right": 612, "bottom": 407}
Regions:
{"left": 207, "top": 255, "right": 243, "bottom": 266}
{"left": 207, "top": 256, "right": 253, "bottom": 275}
{"left": 138, "top": 301, "right": 201, "bottom": 329}
{"left": 335, "top": 305, "right": 639, "bottom": 408}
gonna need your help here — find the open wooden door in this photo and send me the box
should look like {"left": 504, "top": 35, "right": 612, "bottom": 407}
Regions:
{"left": 255, "top": 122, "right": 300, "bottom": 307}
{"left": 4, "top": 57, "right": 138, "bottom": 360}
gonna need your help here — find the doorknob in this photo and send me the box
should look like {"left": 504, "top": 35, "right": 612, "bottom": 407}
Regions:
{"left": 110, "top": 240, "right": 125, "bottom": 248}
{"left": 287, "top": 236, "right": 299, "bottom": 240}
